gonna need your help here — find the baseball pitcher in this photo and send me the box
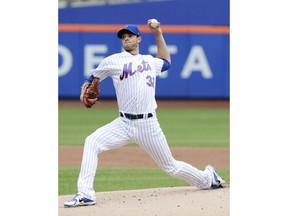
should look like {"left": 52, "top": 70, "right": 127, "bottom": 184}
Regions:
{"left": 64, "top": 19, "right": 225, "bottom": 207}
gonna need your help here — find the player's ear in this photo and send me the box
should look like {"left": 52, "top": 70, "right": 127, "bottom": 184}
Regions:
{"left": 137, "top": 36, "right": 142, "bottom": 43}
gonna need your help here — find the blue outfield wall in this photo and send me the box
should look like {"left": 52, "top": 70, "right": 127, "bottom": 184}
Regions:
{"left": 58, "top": 0, "right": 230, "bottom": 99}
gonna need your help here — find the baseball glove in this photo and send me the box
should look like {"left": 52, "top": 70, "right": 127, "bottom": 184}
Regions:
{"left": 80, "top": 77, "right": 100, "bottom": 108}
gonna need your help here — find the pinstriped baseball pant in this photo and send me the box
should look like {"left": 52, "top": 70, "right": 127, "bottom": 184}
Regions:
{"left": 77, "top": 114, "right": 211, "bottom": 200}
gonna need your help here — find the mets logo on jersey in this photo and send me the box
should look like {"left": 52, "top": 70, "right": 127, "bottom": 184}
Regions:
{"left": 120, "top": 60, "right": 151, "bottom": 80}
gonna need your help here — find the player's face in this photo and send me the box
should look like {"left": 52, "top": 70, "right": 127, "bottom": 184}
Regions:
{"left": 121, "top": 33, "right": 141, "bottom": 53}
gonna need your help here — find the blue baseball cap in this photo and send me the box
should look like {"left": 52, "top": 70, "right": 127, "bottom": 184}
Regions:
{"left": 117, "top": 25, "right": 141, "bottom": 38}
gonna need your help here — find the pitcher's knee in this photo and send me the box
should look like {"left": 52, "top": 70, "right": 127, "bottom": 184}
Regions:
{"left": 84, "top": 135, "right": 102, "bottom": 154}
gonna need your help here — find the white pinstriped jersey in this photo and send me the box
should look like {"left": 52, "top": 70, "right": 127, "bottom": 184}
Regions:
{"left": 91, "top": 51, "right": 164, "bottom": 114}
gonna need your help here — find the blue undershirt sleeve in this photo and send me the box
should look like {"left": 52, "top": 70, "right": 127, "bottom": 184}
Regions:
{"left": 161, "top": 59, "right": 171, "bottom": 72}
{"left": 85, "top": 75, "right": 94, "bottom": 83}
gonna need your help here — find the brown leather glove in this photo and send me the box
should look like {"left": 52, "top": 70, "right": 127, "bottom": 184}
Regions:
{"left": 80, "top": 77, "right": 100, "bottom": 108}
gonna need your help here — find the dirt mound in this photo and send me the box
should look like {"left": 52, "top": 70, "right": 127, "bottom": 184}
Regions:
{"left": 59, "top": 186, "right": 229, "bottom": 216}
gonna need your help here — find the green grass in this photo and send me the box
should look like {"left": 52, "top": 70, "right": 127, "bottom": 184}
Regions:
{"left": 59, "top": 107, "right": 229, "bottom": 147}
{"left": 58, "top": 108, "right": 116, "bottom": 145}
{"left": 59, "top": 167, "right": 230, "bottom": 196}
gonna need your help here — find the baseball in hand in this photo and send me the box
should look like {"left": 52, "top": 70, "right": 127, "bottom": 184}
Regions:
{"left": 150, "top": 19, "right": 158, "bottom": 28}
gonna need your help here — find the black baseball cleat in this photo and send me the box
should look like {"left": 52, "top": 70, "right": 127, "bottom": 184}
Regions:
{"left": 205, "top": 165, "right": 226, "bottom": 189}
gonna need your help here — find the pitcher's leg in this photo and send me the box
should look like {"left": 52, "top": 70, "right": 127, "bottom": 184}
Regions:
{"left": 77, "top": 118, "right": 131, "bottom": 200}
{"left": 136, "top": 118, "right": 211, "bottom": 189}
